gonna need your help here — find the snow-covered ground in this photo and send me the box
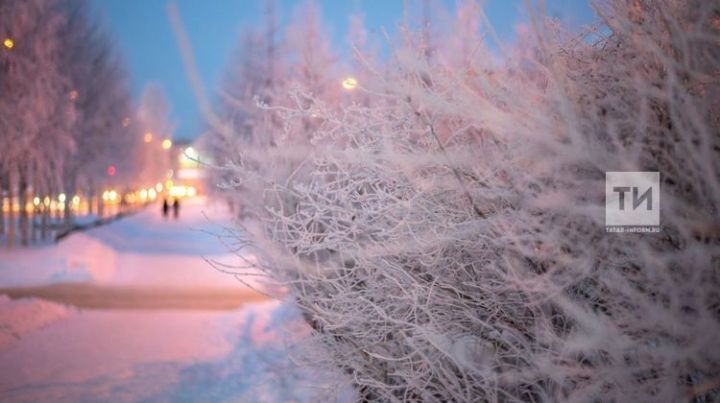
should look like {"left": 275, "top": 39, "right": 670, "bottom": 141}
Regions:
{"left": 0, "top": 197, "right": 247, "bottom": 288}
{"left": 0, "top": 197, "right": 351, "bottom": 402}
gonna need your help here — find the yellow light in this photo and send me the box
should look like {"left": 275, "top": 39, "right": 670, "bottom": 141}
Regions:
{"left": 180, "top": 146, "right": 200, "bottom": 167}
{"left": 58, "top": 202, "right": 65, "bottom": 211}
{"left": 148, "top": 189, "right": 157, "bottom": 200}
{"left": 33, "top": 197, "right": 40, "bottom": 206}
{"left": 58, "top": 193, "right": 66, "bottom": 203}
{"left": 165, "top": 180, "right": 173, "bottom": 190}
{"left": 161, "top": 139, "right": 173, "bottom": 150}
{"left": 43, "top": 197, "right": 51, "bottom": 206}
{"left": 102, "top": 191, "right": 109, "bottom": 202}
{"left": 155, "top": 183, "right": 163, "bottom": 192}
{"left": 109, "top": 190, "right": 117, "bottom": 201}
{"left": 72, "top": 195, "right": 80, "bottom": 205}
{"left": 342, "top": 77, "right": 358, "bottom": 90}
{"left": 3, "top": 38, "right": 13, "bottom": 49}
{"left": 169, "top": 185, "right": 187, "bottom": 197}
{"left": 187, "top": 186, "right": 197, "bottom": 197}
{"left": 144, "top": 132, "right": 153, "bottom": 143}
{"left": 139, "top": 189, "right": 148, "bottom": 200}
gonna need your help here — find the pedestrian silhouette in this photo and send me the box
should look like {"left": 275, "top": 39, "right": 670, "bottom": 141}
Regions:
{"left": 172, "top": 199, "right": 180, "bottom": 219}
{"left": 162, "top": 199, "right": 169, "bottom": 218}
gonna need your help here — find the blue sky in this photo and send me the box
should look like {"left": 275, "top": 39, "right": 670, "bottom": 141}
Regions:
{"left": 93, "top": 1, "right": 597, "bottom": 141}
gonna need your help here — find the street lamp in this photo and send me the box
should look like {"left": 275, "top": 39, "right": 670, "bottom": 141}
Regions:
{"left": 161, "top": 139, "right": 172, "bottom": 150}
{"left": 342, "top": 77, "right": 358, "bottom": 90}
{"left": 144, "top": 132, "right": 153, "bottom": 143}
{"left": 3, "top": 38, "right": 13, "bottom": 49}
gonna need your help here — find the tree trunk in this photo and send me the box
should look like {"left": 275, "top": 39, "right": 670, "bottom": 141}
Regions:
{"left": 63, "top": 173, "right": 76, "bottom": 230}
{"left": 98, "top": 194, "right": 104, "bottom": 218}
{"left": 88, "top": 186, "right": 95, "bottom": 215}
{"left": 7, "top": 171, "right": 15, "bottom": 248}
{"left": 30, "top": 193, "right": 40, "bottom": 243}
{"left": 30, "top": 202, "right": 37, "bottom": 243}
{"left": 41, "top": 204, "right": 49, "bottom": 241}
{"left": 0, "top": 178, "right": 5, "bottom": 237}
{"left": 63, "top": 200, "right": 73, "bottom": 229}
{"left": 18, "top": 170, "right": 29, "bottom": 247}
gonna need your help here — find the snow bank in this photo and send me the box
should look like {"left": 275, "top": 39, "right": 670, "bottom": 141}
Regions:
{"left": 0, "top": 233, "right": 117, "bottom": 287}
{"left": 0, "top": 300, "right": 352, "bottom": 402}
{"left": 0, "top": 294, "right": 72, "bottom": 349}
{"left": 0, "top": 197, "right": 258, "bottom": 289}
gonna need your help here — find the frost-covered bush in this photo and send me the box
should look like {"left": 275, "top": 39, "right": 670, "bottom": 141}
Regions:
{"left": 218, "top": 0, "right": 720, "bottom": 401}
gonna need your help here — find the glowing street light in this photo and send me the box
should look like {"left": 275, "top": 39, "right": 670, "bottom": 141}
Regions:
{"left": 3, "top": 38, "right": 13, "bottom": 49}
{"left": 180, "top": 146, "right": 199, "bottom": 167}
{"left": 144, "top": 132, "right": 153, "bottom": 143}
{"left": 342, "top": 77, "right": 358, "bottom": 90}
{"left": 161, "top": 139, "right": 172, "bottom": 150}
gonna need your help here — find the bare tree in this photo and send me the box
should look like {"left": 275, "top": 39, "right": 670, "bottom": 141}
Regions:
{"left": 0, "top": 0, "right": 143, "bottom": 246}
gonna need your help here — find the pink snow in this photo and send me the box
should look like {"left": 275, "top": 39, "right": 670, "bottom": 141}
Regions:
{"left": 0, "top": 197, "right": 348, "bottom": 401}
{"left": 0, "top": 197, "right": 260, "bottom": 289}
{"left": 0, "top": 295, "right": 72, "bottom": 349}
{"left": 0, "top": 299, "right": 345, "bottom": 402}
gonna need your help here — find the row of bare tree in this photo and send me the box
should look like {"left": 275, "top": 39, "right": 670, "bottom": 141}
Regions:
{"left": 0, "top": 0, "right": 157, "bottom": 247}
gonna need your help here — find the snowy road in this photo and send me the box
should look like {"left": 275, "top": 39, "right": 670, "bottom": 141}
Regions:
{"left": 0, "top": 198, "right": 349, "bottom": 402}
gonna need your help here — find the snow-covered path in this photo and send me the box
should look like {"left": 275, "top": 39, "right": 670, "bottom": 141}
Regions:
{"left": 0, "top": 197, "right": 263, "bottom": 310}
{"left": 0, "top": 197, "right": 249, "bottom": 290}
{"left": 0, "top": 198, "right": 350, "bottom": 402}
